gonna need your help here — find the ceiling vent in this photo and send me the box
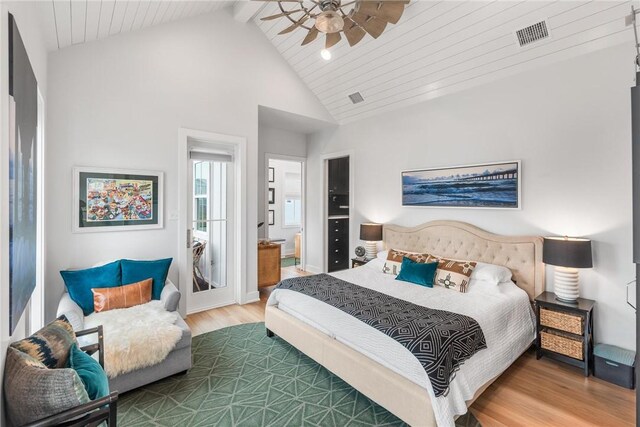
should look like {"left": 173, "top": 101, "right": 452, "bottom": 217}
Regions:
{"left": 348, "top": 92, "right": 365, "bottom": 104}
{"left": 515, "top": 20, "right": 549, "bottom": 47}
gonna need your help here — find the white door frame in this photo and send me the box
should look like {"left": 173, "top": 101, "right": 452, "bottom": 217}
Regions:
{"left": 264, "top": 153, "right": 306, "bottom": 271}
{"left": 178, "top": 128, "right": 247, "bottom": 316}
{"left": 320, "top": 150, "right": 355, "bottom": 273}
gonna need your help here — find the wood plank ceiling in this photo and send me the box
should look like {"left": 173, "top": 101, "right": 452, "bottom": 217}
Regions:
{"left": 253, "top": 1, "right": 634, "bottom": 124}
{"left": 47, "top": 0, "right": 234, "bottom": 50}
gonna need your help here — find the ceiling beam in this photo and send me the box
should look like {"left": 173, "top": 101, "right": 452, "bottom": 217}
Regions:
{"left": 233, "top": 1, "right": 265, "bottom": 23}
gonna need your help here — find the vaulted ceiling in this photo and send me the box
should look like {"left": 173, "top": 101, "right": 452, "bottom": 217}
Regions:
{"left": 37, "top": 1, "right": 634, "bottom": 124}
{"left": 253, "top": 1, "right": 634, "bottom": 123}
{"left": 41, "top": 0, "right": 234, "bottom": 50}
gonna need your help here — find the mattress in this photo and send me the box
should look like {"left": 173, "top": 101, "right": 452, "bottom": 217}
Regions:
{"left": 266, "top": 258, "right": 536, "bottom": 427}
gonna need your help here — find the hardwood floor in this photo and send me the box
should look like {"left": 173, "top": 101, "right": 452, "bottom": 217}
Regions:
{"left": 186, "top": 276, "right": 636, "bottom": 427}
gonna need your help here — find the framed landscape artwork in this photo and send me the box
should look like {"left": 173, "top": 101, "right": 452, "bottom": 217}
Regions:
{"left": 402, "top": 161, "right": 521, "bottom": 209}
{"left": 9, "top": 14, "right": 39, "bottom": 334}
{"left": 73, "top": 167, "right": 164, "bottom": 232}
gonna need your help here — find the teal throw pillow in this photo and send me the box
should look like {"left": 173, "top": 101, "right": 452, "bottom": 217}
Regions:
{"left": 121, "top": 258, "right": 172, "bottom": 300}
{"left": 395, "top": 257, "right": 438, "bottom": 287}
{"left": 60, "top": 261, "right": 121, "bottom": 315}
{"left": 67, "top": 344, "right": 109, "bottom": 401}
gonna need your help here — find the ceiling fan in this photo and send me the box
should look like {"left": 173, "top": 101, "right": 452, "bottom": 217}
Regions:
{"left": 257, "top": 0, "right": 410, "bottom": 49}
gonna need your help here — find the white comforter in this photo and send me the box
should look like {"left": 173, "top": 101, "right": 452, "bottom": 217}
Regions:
{"left": 267, "top": 258, "right": 536, "bottom": 427}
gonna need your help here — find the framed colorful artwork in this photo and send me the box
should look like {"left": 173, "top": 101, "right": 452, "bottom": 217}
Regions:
{"left": 402, "top": 160, "right": 521, "bottom": 209}
{"left": 73, "top": 167, "right": 164, "bottom": 232}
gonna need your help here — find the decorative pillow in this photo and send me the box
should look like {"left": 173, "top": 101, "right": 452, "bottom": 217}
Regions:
{"left": 60, "top": 260, "right": 122, "bottom": 315}
{"left": 471, "top": 262, "right": 513, "bottom": 284}
{"left": 4, "top": 347, "right": 89, "bottom": 426}
{"left": 92, "top": 278, "right": 152, "bottom": 313}
{"left": 430, "top": 256, "right": 477, "bottom": 293}
{"left": 382, "top": 249, "right": 431, "bottom": 276}
{"left": 395, "top": 258, "right": 438, "bottom": 287}
{"left": 121, "top": 258, "right": 172, "bottom": 300}
{"left": 11, "top": 315, "right": 76, "bottom": 369}
{"left": 67, "top": 343, "right": 109, "bottom": 400}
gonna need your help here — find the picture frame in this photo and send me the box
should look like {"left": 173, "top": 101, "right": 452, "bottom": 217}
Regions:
{"left": 268, "top": 187, "right": 275, "bottom": 204}
{"left": 73, "top": 167, "right": 164, "bottom": 233}
{"left": 268, "top": 167, "right": 275, "bottom": 183}
{"left": 268, "top": 210, "right": 275, "bottom": 226}
{"left": 401, "top": 160, "right": 521, "bottom": 209}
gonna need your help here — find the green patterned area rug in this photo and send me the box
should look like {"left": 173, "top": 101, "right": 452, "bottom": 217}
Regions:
{"left": 118, "top": 323, "right": 481, "bottom": 426}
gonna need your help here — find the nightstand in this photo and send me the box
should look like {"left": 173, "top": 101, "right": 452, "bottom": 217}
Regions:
{"left": 351, "top": 257, "right": 369, "bottom": 268}
{"left": 535, "top": 291, "right": 595, "bottom": 376}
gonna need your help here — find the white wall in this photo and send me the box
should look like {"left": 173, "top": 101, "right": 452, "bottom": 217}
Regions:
{"left": 0, "top": 1, "right": 49, "bottom": 420}
{"left": 45, "top": 9, "right": 332, "bottom": 319}
{"left": 307, "top": 43, "right": 636, "bottom": 351}
{"left": 258, "top": 124, "right": 307, "bottom": 238}
{"left": 268, "top": 159, "right": 302, "bottom": 255}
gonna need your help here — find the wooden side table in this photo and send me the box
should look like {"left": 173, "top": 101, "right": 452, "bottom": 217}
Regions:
{"left": 535, "top": 291, "right": 595, "bottom": 376}
{"left": 351, "top": 258, "right": 369, "bottom": 268}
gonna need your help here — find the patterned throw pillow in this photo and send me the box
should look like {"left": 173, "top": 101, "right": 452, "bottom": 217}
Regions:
{"left": 11, "top": 315, "right": 76, "bottom": 369}
{"left": 382, "top": 249, "right": 431, "bottom": 276}
{"left": 430, "top": 256, "right": 477, "bottom": 293}
{"left": 4, "top": 346, "right": 89, "bottom": 426}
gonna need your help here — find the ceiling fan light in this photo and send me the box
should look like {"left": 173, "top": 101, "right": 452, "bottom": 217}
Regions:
{"left": 320, "top": 48, "right": 332, "bottom": 60}
{"left": 315, "top": 10, "right": 344, "bottom": 33}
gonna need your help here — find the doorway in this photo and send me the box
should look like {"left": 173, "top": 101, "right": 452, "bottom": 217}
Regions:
{"left": 179, "top": 129, "right": 246, "bottom": 315}
{"left": 265, "top": 155, "right": 306, "bottom": 277}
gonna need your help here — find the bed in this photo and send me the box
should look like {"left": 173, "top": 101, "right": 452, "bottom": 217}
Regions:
{"left": 265, "top": 220, "right": 544, "bottom": 426}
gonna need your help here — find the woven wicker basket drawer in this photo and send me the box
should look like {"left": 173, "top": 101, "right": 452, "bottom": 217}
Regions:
{"left": 540, "top": 308, "right": 583, "bottom": 335}
{"left": 541, "top": 330, "right": 583, "bottom": 360}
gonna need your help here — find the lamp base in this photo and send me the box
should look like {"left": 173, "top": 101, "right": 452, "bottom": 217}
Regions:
{"left": 364, "top": 241, "right": 377, "bottom": 260}
{"left": 553, "top": 266, "right": 580, "bottom": 302}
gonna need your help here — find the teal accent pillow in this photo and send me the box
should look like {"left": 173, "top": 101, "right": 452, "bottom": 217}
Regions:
{"left": 395, "top": 257, "right": 438, "bottom": 287}
{"left": 67, "top": 344, "right": 109, "bottom": 401}
{"left": 121, "top": 258, "right": 172, "bottom": 300}
{"left": 60, "top": 261, "right": 121, "bottom": 315}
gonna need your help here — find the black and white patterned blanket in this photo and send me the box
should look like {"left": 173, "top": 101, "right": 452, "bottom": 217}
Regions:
{"left": 276, "top": 273, "right": 487, "bottom": 397}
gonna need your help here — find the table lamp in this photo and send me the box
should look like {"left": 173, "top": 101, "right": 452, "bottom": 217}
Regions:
{"left": 360, "top": 223, "right": 383, "bottom": 260}
{"left": 543, "top": 236, "right": 593, "bottom": 302}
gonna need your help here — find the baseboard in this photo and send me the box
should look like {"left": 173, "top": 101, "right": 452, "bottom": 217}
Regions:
{"left": 305, "top": 264, "right": 322, "bottom": 274}
{"left": 243, "top": 291, "right": 260, "bottom": 304}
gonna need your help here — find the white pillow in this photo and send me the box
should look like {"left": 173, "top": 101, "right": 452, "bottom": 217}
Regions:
{"left": 364, "top": 257, "right": 386, "bottom": 270}
{"left": 377, "top": 250, "right": 388, "bottom": 260}
{"left": 470, "top": 262, "right": 512, "bottom": 284}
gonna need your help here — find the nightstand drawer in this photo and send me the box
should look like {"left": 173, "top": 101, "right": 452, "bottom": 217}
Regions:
{"left": 540, "top": 307, "right": 584, "bottom": 335}
{"left": 541, "top": 330, "right": 583, "bottom": 360}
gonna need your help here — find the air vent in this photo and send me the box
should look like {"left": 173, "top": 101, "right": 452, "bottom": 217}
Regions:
{"left": 348, "top": 92, "right": 364, "bottom": 104}
{"left": 515, "top": 21, "right": 549, "bottom": 47}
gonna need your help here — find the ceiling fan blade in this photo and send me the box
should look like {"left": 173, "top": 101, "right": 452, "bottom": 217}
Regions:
{"left": 351, "top": 12, "right": 387, "bottom": 38}
{"left": 278, "top": 16, "right": 308, "bottom": 35}
{"left": 325, "top": 32, "right": 342, "bottom": 49}
{"left": 343, "top": 18, "right": 366, "bottom": 46}
{"left": 301, "top": 26, "right": 319, "bottom": 45}
{"left": 356, "top": 1, "right": 406, "bottom": 24}
{"left": 261, "top": 9, "right": 303, "bottom": 21}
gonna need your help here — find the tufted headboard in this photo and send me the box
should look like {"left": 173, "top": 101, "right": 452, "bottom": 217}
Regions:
{"left": 383, "top": 221, "right": 544, "bottom": 300}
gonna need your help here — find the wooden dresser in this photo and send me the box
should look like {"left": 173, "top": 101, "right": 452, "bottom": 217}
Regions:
{"left": 258, "top": 243, "right": 281, "bottom": 288}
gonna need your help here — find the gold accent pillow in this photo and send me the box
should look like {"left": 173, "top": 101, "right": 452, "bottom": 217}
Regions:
{"left": 92, "top": 278, "right": 152, "bottom": 313}
{"left": 430, "top": 256, "right": 477, "bottom": 293}
{"left": 382, "top": 249, "right": 431, "bottom": 276}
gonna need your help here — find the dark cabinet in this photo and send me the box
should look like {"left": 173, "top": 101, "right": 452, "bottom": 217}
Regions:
{"left": 328, "top": 157, "right": 349, "bottom": 195}
{"left": 328, "top": 157, "right": 349, "bottom": 216}
{"left": 328, "top": 218, "right": 349, "bottom": 272}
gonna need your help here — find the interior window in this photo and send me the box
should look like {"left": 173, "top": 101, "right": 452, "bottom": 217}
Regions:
{"left": 283, "top": 171, "right": 301, "bottom": 227}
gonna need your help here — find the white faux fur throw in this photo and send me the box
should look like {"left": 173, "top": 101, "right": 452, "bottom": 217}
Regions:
{"left": 84, "top": 300, "right": 182, "bottom": 378}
